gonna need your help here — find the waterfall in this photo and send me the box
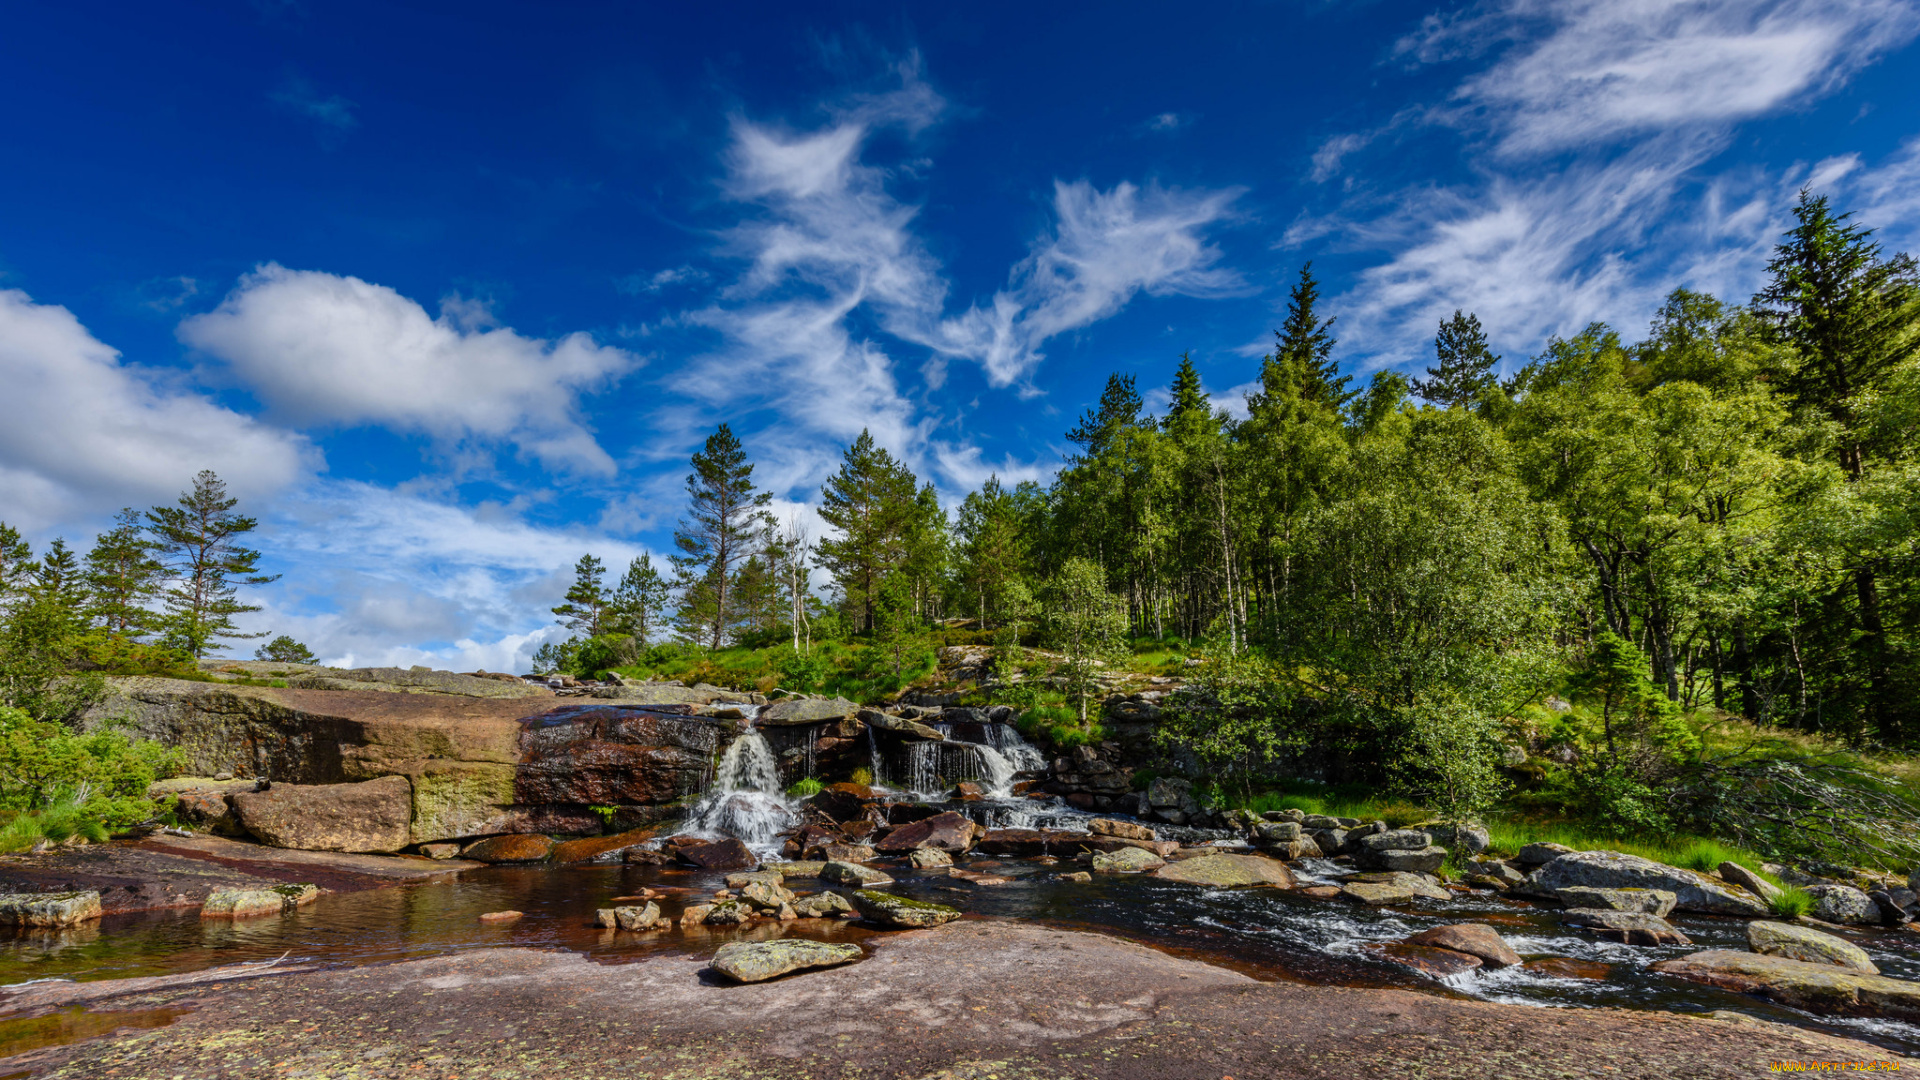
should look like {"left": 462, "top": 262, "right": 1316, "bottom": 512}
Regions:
{"left": 986, "top": 722, "right": 1047, "bottom": 773}
{"left": 865, "top": 725, "right": 886, "bottom": 787}
{"left": 676, "top": 730, "right": 797, "bottom": 854}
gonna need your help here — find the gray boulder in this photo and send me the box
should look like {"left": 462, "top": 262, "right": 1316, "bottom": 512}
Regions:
{"left": 822, "top": 860, "right": 894, "bottom": 887}
{"left": 1360, "top": 846, "right": 1447, "bottom": 873}
{"left": 1554, "top": 886, "right": 1677, "bottom": 917}
{"left": 0, "top": 891, "right": 102, "bottom": 926}
{"left": 1806, "top": 884, "right": 1880, "bottom": 925}
{"left": 1525, "top": 850, "right": 1767, "bottom": 916}
{"left": 849, "top": 890, "right": 961, "bottom": 928}
{"left": 1748, "top": 920, "right": 1877, "bottom": 973}
{"left": 1719, "top": 862, "right": 1783, "bottom": 903}
{"left": 1423, "top": 823, "right": 1490, "bottom": 855}
{"left": 1355, "top": 829, "right": 1431, "bottom": 853}
{"left": 760, "top": 697, "right": 861, "bottom": 725}
{"left": 1559, "top": 908, "right": 1691, "bottom": 946}
{"left": 711, "top": 939, "right": 863, "bottom": 982}
{"left": 1516, "top": 842, "right": 1576, "bottom": 866}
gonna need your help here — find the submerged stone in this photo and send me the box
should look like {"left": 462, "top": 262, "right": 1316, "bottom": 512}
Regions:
{"left": 711, "top": 938, "right": 863, "bottom": 982}
{"left": 201, "top": 884, "right": 317, "bottom": 919}
{"left": 1559, "top": 908, "right": 1690, "bottom": 946}
{"left": 1091, "top": 847, "right": 1166, "bottom": 873}
{"left": 1366, "top": 942, "right": 1483, "bottom": 979}
{"left": 463, "top": 834, "right": 555, "bottom": 863}
{"left": 822, "top": 860, "right": 894, "bottom": 887}
{"left": 1554, "top": 886, "right": 1677, "bottom": 917}
{"left": 1403, "top": 923, "right": 1522, "bottom": 968}
{"left": 790, "top": 892, "right": 854, "bottom": 918}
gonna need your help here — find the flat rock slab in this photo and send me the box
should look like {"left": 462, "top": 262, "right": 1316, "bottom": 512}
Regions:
{"left": 710, "top": 939, "right": 863, "bottom": 982}
{"left": 1560, "top": 907, "right": 1691, "bottom": 946}
{"left": 1653, "top": 949, "right": 1920, "bottom": 1020}
{"left": 0, "top": 890, "right": 100, "bottom": 926}
{"left": 231, "top": 775, "right": 414, "bottom": 853}
{"left": 1749, "top": 920, "right": 1878, "bottom": 973}
{"left": 850, "top": 889, "right": 961, "bottom": 927}
{"left": 872, "top": 811, "right": 976, "bottom": 854}
{"left": 10, "top": 923, "right": 1905, "bottom": 1080}
{"left": 463, "top": 834, "right": 554, "bottom": 863}
{"left": 1152, "top": 852, "right": 1294, "bottom": 888}
{"left": 1365, "top": 942, "right": 1483, "bottom": 979}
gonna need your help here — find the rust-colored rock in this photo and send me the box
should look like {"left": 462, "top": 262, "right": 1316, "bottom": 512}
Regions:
{"left": 679, "top": 838, "right": 757, "bottom": 871}
{"left": 478, "top": 910, "right": 523, "bottom": 922}
{"left": 808, "top": 785, "right": 873, "bottom": 823}
{"left": 463, "top": 834, "right": 555, "bottom": 863}
{"left": 873, "top": 811, "right": 977, "bottom": 854}
{"left": 548, "top": 827, "right": 659, "bottom": 866}
{"left": 1403, "top": 924, "right": 1522, "bottom": 968}
{"left": 975, "top": 828, "right": 1086, "bottom": 856}
{"left": 515, "top": 706, "right": 735, "bottom": 806}
{"left": 1524, "top": 957, "right": 1612, "bottom": 980}
{"left": 231, "top": 775, "right": 413, "bottom": 853}
{"left": 1366, "top": 942, "right": 1484, "bottom": 978}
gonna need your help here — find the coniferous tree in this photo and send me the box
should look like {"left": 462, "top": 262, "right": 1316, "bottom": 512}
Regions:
{"left": 1067, "top": 373, "right": 1146, "bottom": 459}
{"left": 816, "top": 429, "right": 920, "bottom": 633}
{"left": 1271, "top": 263, "right": 1353, "bottom": 410}
{"left": 146, "top": 470, "right": 278, "bottom": 658}
{"left": 671, "top": 424, "right": 774, "bottom": 649}
{"left": 85, "top": 508, "right": 165, "bottom": 639}
{"left": 0, "top": 525, "right": 33, "bottom": 613}
{"left": 552, "top": 554, "right": 609, "bottom": 637}
{"left": 607, "top": 554, "right": 671, "bottom": 645}
{"left": 1411, "top": 310, "right": 1501, "bottom": 409}
{"left": 256, "top": 635, "right": 316, "bottom": 663}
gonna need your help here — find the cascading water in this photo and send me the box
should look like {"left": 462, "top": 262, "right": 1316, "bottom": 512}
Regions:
{"left": 676, "top": 729, "right": 797, "bottom": 855}
{"left": 899, "top": 724, "right": 1046, "bottom": 800}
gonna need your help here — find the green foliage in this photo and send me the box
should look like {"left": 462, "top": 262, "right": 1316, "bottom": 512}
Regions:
{"left": 816, "top": 429, "right": 921, "bottom": 633}
{"left": 786, "top": 777, "right": 824, "bottom": 797}
{"left": 553, "top": 554, "right": 610, "bottom": 638}
{"left": 849, "top": 766, "right": 873, "bottom": 787}
{"left": 255, "top": 635, "right": 315, "bottom": 664}
{"left": 774, "top": 646, "right": 828, "bottom": 694}
{"left": 1041, "top": 556, "right": 1128, "bottom": 723}
{"left": 1387, "top": 690, "right": 1508, "bottom": 821}
{"left": 573, "top": 634, "right": 638, "bottom": 678}
{"left": 0, "top": 706, "right": 180, "bottom": 830}
{"left": 672, "top": 423, "right": 776, "bottom": 649}
{"left": 146, "top": 470, "right": 278, "bottom": 658}
{"left": 0, "top": 790, "right": 112, "bottom": 854}
{"left": 1770, "top": 885, "right": 1816, "bottom": 918}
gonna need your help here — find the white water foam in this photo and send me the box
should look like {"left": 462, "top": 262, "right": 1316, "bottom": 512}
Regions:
{"left": 675, "top": 729, "right": 797, "bottom": 855}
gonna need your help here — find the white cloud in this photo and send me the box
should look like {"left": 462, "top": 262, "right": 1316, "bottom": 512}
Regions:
{"left": 180, "top": 264, "right": 640, "bottom": 474}
{"left": 1314, "top": 0, "right": 1918, "bottom": 372}
{"left": 1437, "top": 0, "right": 1918, "bottom": 156}
{"left": 1310, "top": 132, "right": 1374, "bottom": 183}
{"left": 0, "top": 288, "right": 315, "bottom": 535}
{"left": 932, "top": 180, "right": 1246, "bottom": 388}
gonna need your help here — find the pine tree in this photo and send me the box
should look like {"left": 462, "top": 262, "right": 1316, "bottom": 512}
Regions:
{"left": 256, "top": 635, "right": 316, "bottom": 663}
{"left": 552, "top": 554, "right": 609, "bottom": 637}
{"left": 0, "top": 537, "right": 102, "bottom": 723}
{"left": 671, "top": 424, "right": 773, "bottom": 649}
{"left": 1271, "top": 263, "right": 1353, "bottom": 409}
{"left": 85, "top": 508, "right": 165, "bottom": 639}
{"left": 0, "top": 524, "right": 32, "bottom": 613}
{"left": 1411, "top": 310, "right": 1500, "bottom": 409}
{"left": 816, "top": 429, "right": 920, "bottom": 633}
{"left": 1066, "top": 373, "right": 1146, "bottom": 459}
{"left": 146, "top": 470, "right": 278, "bottom": 658}
{"left": 1166, "top": 353, "right": 1210, "bottom": 421}
{"left": 607, "top": 554, "right": 671, "bottom": 645}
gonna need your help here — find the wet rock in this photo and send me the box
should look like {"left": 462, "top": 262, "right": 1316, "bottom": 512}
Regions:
{"left": 948, "top": 868, "right": 1012, "bottom": 885}
{"left": 463, "top": 834, "right": 555, "bottom": 863}
{"left": 512, "top": 706, "right": 739, "bottom": 808}
{"left": 849, "top": 889, "right": 961, "bottom": 928}
{"left": 1367, "top": 942, "right": 1483, "bottom": 979}
{"left": 1358, "top": 846, "right": 1447, "bottom": 873}
{"left": 1352, "top": 872, "right": 1452, "bottom": 900}
{"left": 1254, "top": 821, "right": 1301, "bottom": 843}
{"left": 711, "top": 938, "right": 863, "bottom": 982}
{"left": 1309, "top": 828, "right": 1348, "bottom": 854}
{"left": 1652, "top": 949, "right": 1920, "bottom": 1020}
{"left": 1517, "top": 842, "right": 1576, "bottom": 866}
{"left": 725, "top": 870, "right": 784, "bottom": 889}
{"left": 1719, "top": 862, "right": 1783, "bottom": 903}
{"left": 1748, "top": 920, "right": 1877, "bottom": 973}
{"left": 549, "top": 827, "right": 660, "bottom": 866}
{"left": 418, "top": 842, "right": 461, "bottom": 859}
{"left": 679, "top": 903, "right": 712, "bottom": 927}
{"left": 822, "top": 860, "right": 895, "bottom": 887}
{"left": 1152, "top": 853, "right": 1294, "bottom": 889}
{"left": 909, "top": 848, "right": 952, "bottom": 869}
{"left": 791, "top": 892, "right": 854, "bottom": 918}
{"left": 701, "top": 899, "right": 753, "bottom": 925}
{"left": 598, "top": 902, "right": 661, "bottom": 931}
{"left": 201, "top": 884, "right": 317, "bottom": 919}
{"left": 741, "top": 880, "right": 795, "bottom": 910}
{"left": 1059, "top": 871, "right": 1092, "bottom": 883}
{"left": 1559, "top": 908, "right": 1691, "bottom": 946}
{"left": 1870, "top": 888, "right": 1915, "bottom": 926}
{"left": 1262, "top": 809, "right": 1306, "bottom": 824}
{"left": 0, "top": 891, "right": 103, "bottom": 927}
{"left": 759, "top": 697, "right": 862, "bottom": 725}
{"left": 1525, "top": 957, "right": 1612, "bottom": 980}
{"left": 231, "top": 775, "right": 413, "bottom": 853}
{"left": 1302, "top": 885, "right": 1342, "bottom": 899}
{"left": 478, "top": 910, "right": 522, "bottom": 923}
{"left": 1089, "top": 818, "right": 1155, "bottom": 842}
{"left": 806, "top": 785, "right": 872, "bottom": 824}
{"left": 1091, "top": 847, "right": 1166, "bottom": 873}
{"left": 975, "top": 828, "right": 1086, "bottom": 857}
{"left": 1525, "top": 850, "right": 1767, "bottom": 917}
{"left": 772, "top": 861, "right": 827, "bottom": 878}
{"left": 1465, "top": 858, "right": 1526, "bottom": 886}
{"left": 680, "top": 838, "right": 757, "bottom": 872}
{"left": 1301, "top": 814, "right": 1344, "bottom": 831}
{"left": 859, "top": 710, "right": 946, "bottom": 741}
{"left": 806, "top": 842, "right": 877, "bottom": 863}
{"left": 1403, "top": 923, "right": 1522, "bottom": 968}
{"left": 1265, "top": 836, "right": 1325, "bottom": 862}
{"left": 873, "top": 811, "right": 977, "bottom": 855}
{"left": 1554, "top": 886, "right": 1678, "bottom": 918}
{"left": 1806, "top": 884, "right": 1880, "bottom": 925}
{"left": 1354, "top": 829, "right": 1431, "bottom": 854}
{"left": 951, "top": 781, "right": 986, "bottom": 801}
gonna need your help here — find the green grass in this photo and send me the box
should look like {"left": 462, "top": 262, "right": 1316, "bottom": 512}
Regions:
{"left": 0, "top": 795, "right": 112, "bottom": 854}
{"left": 1770, "top": 884, "right": 1816, "bottom": 918}
{"left": 786, "top": 777, "right": 824, "bottom": 797}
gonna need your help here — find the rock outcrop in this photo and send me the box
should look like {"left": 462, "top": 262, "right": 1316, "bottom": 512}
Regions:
{"left": 231, "top": 776, "right": 413, "bottom": 853}
{"left": 1152, "top": 853, "right": 1294, "bottom": 888}
{"left": 1747, "top": 921, "right": 1877, "bottom": 973}
{"left": 1653, "top": 950, "right": 1920, "bottom": 1019}
{"left": 1525, "top": 850, "right": 1768, "bottom": 916}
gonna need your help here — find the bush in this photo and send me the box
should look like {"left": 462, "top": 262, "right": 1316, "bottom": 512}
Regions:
{"left": 786, "top": 777, "right": 823, "bottom": 797}
{"left": 0, "top": 706, "right": 181, "bottom": 828}
{"left": 1770, "top": 885, "right": 1816, "bottom": 918}
{"left": 849, "top": 767, "right": 873, "bottom": 787}
{"left": 775, "top": 648, "right": 829, "bottom": 695}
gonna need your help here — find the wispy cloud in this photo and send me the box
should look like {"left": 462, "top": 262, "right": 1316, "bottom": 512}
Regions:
{"left": 270, "top": 74, "right": 358, "bottom": 133}
{"left": 180, "top": 264, "right": 640, "bottom": 475}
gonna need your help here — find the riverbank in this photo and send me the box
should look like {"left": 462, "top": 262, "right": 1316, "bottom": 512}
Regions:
{"left": 3, "top": 920, "right": 1902, "bottom": 1079}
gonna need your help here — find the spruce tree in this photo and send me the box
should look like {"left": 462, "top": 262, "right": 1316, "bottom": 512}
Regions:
{"left": 0, "top": 524, "right": 32, "bottom": 614}
{"left": 552, "top": 554, "right": 609, "bottom": 637}
{"left": 607, "top": 554, "right": 671, "bottom": 645}
{"left": 1166, "top": 353, "right": 1210, "bottom": 421}
{"left": 146, "top": 470, "right": 278, "bottom": 658}
{"left": 816, "top": 429, "right": 920, "bottom": 633}
{"left": 1271, "top": 263, "right": 1353, "bottom": 409}
{"left": 1066, "top": 373, "right": 1146, "bottom": 459}
{"left": 671, "top": 424, "right": 773, "bottom": 649}
{"left": 85, "top": 508, "right": 165, "bottom": 639}
{"left": 1411, "top": 310, "right": 1500, "bottom": 409}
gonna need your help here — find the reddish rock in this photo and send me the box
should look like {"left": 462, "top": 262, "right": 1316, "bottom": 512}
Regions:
{"left": 885, "top": 803, "right": 942, "bottom": 825}
{"left": 1065, "top": 793, "right": 1097, "bottom": 810}
{"left": 679, "top": 838, "right": 757, "bottom": 871}
{"left": 1524, "top": 957, "right": 1612, "bottom": 980}
{"left": 1090, "top": 818, "right": 1155, "bottom": 842}
{"left": 514, "top": 706, "right": 735, "bottom": 806}
{"left": 478, "top": 910, "right": 523, "bottom": 922}
{"left": 1303, "top": 885, "right": 1342, "bottom": 899}
{"left": 952, "top": 782, "right": 986, "bottom": 801}
{"left": 548, "top": 827, "right": 659, "bottom": 866}
{"left": 975, "top": 828, "right": 1087, "bottom": 857}
{"left": 1366, "top": 942, "right": 1484, "bottom": 979}
{"left": 463, "top": 834, "right": 555, "bottom": 863}
{"left": 873, "top": 811, "right": 977, "bottom": 854}
{"left": 806, "top": 842, "right": 876, "bottom": 863}
{"left": 1404, "top": 924, "right": 1523, "bottom": 968}
{"left": 808, "top": 785, "right": 873, "bottom": 823}
{"left": 839, "top": 820, "right": 878, "bottom": 842}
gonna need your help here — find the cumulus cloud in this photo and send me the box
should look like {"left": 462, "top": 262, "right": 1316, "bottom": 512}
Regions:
{"left": 180, "top": 264, "right": 640, "bottom": 474}
{"left": 0, "top": 288, "right": 315, "bottom": 534}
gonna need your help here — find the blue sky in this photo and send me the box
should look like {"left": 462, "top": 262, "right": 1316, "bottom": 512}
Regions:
{"left": 2, "top": 0, "right": 1917, "bottom": 669}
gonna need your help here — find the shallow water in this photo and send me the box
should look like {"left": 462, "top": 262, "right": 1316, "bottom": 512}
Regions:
{"left": 5, "top": 858, "right": 1920, "bottom": 1057}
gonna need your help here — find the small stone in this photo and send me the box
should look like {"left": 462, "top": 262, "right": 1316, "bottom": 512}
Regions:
{"left": 1559, "top": 908, "right": 1690, "bottom": 946}
{"left": 419, "top": 843, "right": 461, "bottom": 860}
{"left": 701, "top": 899, "right": 753, "bottom": 925}
{"left": 1747, "top": 920, "right": 1877, "bottom": 973}
{"left": 1254, "top": 821, "right": 1302, "bottom": 843}
{"left": 1524, "top": 957, "right": 1612, "bottom": 980}
{"left": 680, "top": 838, "right": 758, "bottom": 872}
{"left": 1367, "top": 942, "right": 1483, "bottom": 979}
{"left": 849, "top": 889, "right": 962, "bottom": 928}
{"left": 1554, "top": 886, "right": 1677, "bottom": 917}
{"left": 1355, "top": 829, "right": 1432, "bottom": 854}
{"left": 462, "top": 834, "right": 555, "bottom": 864}
{"left": 741, "top": 881, "right": 795, "bottom": 909}
{"left": 1302, "top": 885, "right": 1341, "bottom": 899}
{"left": 199, "top": 885, "right": 316, "bottom": 919}
{"left": 679, "top": 903, "right": 713, "bottom": 927}
{"left": 1403, "top": 923, "right": 1522, "bottom": 968}
{"left": 1059, "top": 871, "right": 1092, "bottom": 883}
{"left": 910, "top": 848, "right": 953, "bottom": 869}
{"left": 790, "top": 892, "right": 854, "bottom": 918}
{"left": 479, "top": 910, "right": 523, "bottom": 923}
{"left": 1361, "top": 846, "right": 1448, "bottom": 873}
{"left": 1091, "top": 847, "right": 1166, "bottom": 873}
{"left": 1089, "top": 818, "right": 1155, "bottom": 841}
{"left": 711, "top": 939, "right": 863, "bottom": 982}
{"left": 822, "top": 860, "right": 895, "bottom": 887}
